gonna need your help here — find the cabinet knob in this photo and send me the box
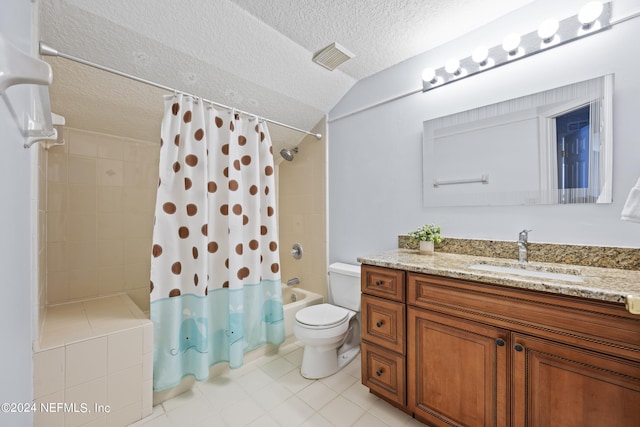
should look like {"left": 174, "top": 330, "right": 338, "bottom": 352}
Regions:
{"left": 514, "top": 344, "right": 524, "bottom": 352}
{"left": 496, "top": 338, "right": 505, "bottom": 347}
{"left": 376, "top": 320, "right": 384, "bottom": 328}
{"left": 376, "top": 369, "right": 384, "bottom": 376}
{"left": 375, "top": 280, "right": 383, "bottom": 286}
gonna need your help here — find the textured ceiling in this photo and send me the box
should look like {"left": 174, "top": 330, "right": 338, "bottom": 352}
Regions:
{"left": 39, "top": 0, "right": 533, "bottom": 157}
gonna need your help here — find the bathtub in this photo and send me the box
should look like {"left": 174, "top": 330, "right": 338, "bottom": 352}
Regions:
{"left": 281, "top": 285, "right": 324, "bottom": 337}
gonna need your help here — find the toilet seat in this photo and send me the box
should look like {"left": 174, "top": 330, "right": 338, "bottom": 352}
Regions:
{"left": 295, "top": 304, "right": 349, "bottom": 329}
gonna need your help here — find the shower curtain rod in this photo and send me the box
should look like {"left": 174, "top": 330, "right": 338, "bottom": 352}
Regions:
{"left": 38, "top": 42, "right": 322, "bottom": 140}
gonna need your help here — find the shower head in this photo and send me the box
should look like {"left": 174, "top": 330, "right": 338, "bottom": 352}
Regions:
{"left": 280, "top": 147, "right": 298, "bottom": 161}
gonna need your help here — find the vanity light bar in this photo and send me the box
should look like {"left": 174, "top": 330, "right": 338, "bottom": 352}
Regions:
{"left": 422, "top": 1, "right": 611, "bottom": 92}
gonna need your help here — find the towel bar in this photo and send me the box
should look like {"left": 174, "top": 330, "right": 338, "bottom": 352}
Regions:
{"left": 433, "top": 175, "right": 489, "bottom": 188}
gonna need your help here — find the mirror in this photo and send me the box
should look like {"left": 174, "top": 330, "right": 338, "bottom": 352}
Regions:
{"left": 422, "top": 74, "right": 613, "bottom": 207}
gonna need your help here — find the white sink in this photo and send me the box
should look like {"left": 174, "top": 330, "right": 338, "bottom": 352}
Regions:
{"left": 468, "top": 263, "right": 584, "bottom": 283}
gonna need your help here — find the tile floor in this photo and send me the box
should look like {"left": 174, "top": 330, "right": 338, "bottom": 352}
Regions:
{"left": 130, "top": 341, "right": 424, "bottom": 427}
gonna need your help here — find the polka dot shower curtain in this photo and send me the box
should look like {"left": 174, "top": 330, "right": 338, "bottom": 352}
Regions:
{"left": 150, "top": 94, "right": 284, "bottom": 391}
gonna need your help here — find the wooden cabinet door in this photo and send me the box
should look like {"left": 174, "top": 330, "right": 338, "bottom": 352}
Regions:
{"left": 408, "top": 308, "right": 508, "bottom": 427}
{"left": 361, "top": 341, "right": 406, "bottom": 405}
{"left": 362, "top": 295, "right": 405, "bottom": 354}
{"left": 512, "top": 334, "right": 640, "bottom": 427}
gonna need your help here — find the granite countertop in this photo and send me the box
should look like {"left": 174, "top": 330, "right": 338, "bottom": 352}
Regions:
{"left": 358, "top": 249, "right": 640, "bottom": 305}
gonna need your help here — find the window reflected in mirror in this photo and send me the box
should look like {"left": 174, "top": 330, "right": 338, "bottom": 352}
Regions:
{"left": 555, "top": 105, "right": 594, "bottom": 203}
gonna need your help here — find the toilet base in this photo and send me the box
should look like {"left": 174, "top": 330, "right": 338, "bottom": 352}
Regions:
{"left": 300, "top": 341, "right": 361, "bottom": 379}
{"left": 299, "top": 318, "right": 361, "bottom": 379}
{"left": 337, "top": 343, "right": 361, "bottom": 370}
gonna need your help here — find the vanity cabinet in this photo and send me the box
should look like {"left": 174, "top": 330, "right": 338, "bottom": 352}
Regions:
{"left": 407, "top": 272, "right": 640, "bottom": 427}
{"left": 407, "top": 308, "right": 508, "bottom": 427}
{"left": 360, "top": 264, "right": 640, "bottom": 427}
{"left": 511, "top": 333, "right": 640, "bottom": 426}
{"left": 361, "top": 265, "right": 407, "bottom": 407}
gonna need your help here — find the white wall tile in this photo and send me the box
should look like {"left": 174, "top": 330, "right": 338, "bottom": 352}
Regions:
{"left": 64, "top": 377, "right": 107, "bottom": 427}
{"left": 48, "top": 182, "right": 67, "bottom": 212}
{"left": 98, "top": 138, "right": 124, "bottom": 160}
{"left": 47, "top": 152, "right": 68, "bottom": 183}
{"left": 142, "top": 322, "right": 153, "bottom": 354}
{"left": 97, "top": 266, "right": 124, "bottom": 295}
{"left": 45, "top": 129, "right": 155, "bottom": 312}
{"left": 142, "top": 379, "right": 153, "bottom": 417}
{"left": 108, "top": 328, "right": 142, "bottom": 373}
{"left": 107, "top": 365, "right": 142, "bottom": 410}
{"left": 83, "top": 417, "right": 107, "bottom": 427}
{"left": 67, "top": 214, "right": 96, "bottom": 242}
{"left": 68, "top": 269, "right": 98, "bottom": 300}
{"left": 67, "top": 156, "right": 96, "bottom": 186}
{"left": 34, "top": 390, "right": 65, "bottom": 427}
{"left": 97, "top": 187, "right": 123, "bottom": 213}
{"left": 97, "top": 214, "right": 124, "bottom": 240}
{"left": 106, "top": 401, "right": 141, "bottom": 427}
{"left": 67, "top": 184, "right": 96, "bottom": 214}
{"left": 65, "top": 337, "right": 107, "bottom": 388}
{"left": 34, "top": 347, "right": 65, "bottom": 399}
{"left": 69, "top": 134, "right": 98, "bottom": 158}
{"left": 97, "top": 239, "right": 124, "bottom": 267}
{"left": 98, "top": 159, "right": 124, "bottom": 187}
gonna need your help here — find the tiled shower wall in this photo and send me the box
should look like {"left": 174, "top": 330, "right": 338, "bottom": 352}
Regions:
{"left": 46, "top": 128, "right": 159, "bottom": 312}
{"left": 278, "top": 118, "right": 327, "bottom": 299}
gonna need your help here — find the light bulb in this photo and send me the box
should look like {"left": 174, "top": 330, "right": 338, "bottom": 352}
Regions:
{"left": 472, "top": 46, "right": 489, "bottom": 65}
{"left": 445, "top": 58, "right": 461, "bottom": 75}
{"left": 538, "top": 18, "right": 560, "bottom": 43}
{"left": 421, "top": 68, "right": 437, "bottom": 84}
{"left": 502, "top": 33, "right": 522, "bottom": 57}
{"left": 579, "top": 1, "right": 603, "bottom": 29}
{"left": 502, "top": 33, "right": 521, "bottom": 54}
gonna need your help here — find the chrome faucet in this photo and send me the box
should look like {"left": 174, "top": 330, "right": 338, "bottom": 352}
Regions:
{"left": 286, "top": 277, "right": 300, "bottom": 287}
{"left": 517, "top": 229, "right": 531, "bottom": 263}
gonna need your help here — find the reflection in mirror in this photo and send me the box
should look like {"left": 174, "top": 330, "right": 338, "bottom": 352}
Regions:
{"left": 556, "top": 105, "right": 594, "bottom": 202}
{"left": 423, "top": 75, "right": 613, "bottom": 207}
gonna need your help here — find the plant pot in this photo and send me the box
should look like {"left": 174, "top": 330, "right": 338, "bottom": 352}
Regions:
{"left": 419, "top": 240, "right": 434, "bottom": 254}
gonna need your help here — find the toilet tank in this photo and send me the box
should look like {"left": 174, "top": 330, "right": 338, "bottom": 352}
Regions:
{"left": 328, "top": 262, "right": 361, "bottom": 311}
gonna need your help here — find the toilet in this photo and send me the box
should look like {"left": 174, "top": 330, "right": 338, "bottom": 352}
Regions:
{"left": 293, "top": 262, "right": 361, "bottom": 379}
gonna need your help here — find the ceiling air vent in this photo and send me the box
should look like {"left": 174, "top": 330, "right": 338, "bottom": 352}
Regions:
{"left": 312, "top": 42, "right": 354, "bottom": 71}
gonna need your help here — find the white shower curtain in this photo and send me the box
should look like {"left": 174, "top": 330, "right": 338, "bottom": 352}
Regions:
{"left": 150, "top": 94, "right": 284, "bottom": 391}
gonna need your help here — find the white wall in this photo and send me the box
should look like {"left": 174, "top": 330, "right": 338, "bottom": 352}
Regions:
{"left": 328, "top": 0, "right": 640, "bottom": 264}
{"left": 0, "top": 0, "right": 36, "bottom": 424}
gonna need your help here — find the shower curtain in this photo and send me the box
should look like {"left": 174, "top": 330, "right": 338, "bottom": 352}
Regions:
{"left": 150, "top": 94, "right": 285, "bottom": 391}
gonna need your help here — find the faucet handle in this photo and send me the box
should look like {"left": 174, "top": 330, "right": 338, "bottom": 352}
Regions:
{"left": 519, "top": 229, "right": 532, "bottom": 241}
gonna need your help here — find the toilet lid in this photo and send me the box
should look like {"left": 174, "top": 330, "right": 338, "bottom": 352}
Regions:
{"left": 296, "top": 304, "right": 349, "bottom": 327}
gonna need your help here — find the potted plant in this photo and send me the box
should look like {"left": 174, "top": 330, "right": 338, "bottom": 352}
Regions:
{"left": 408, "top": 224, "right": 442, "bottom": 254}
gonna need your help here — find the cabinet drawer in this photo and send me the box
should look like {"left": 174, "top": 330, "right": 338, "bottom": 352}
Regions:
{"left": 362, "top": 295, "right": 405, "bottom": 354}
{"left": 361, "top": 342, "right": 406, "bottom": 406}
{"left": 362, "top": 265, "right": 405, "bottom": 302}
